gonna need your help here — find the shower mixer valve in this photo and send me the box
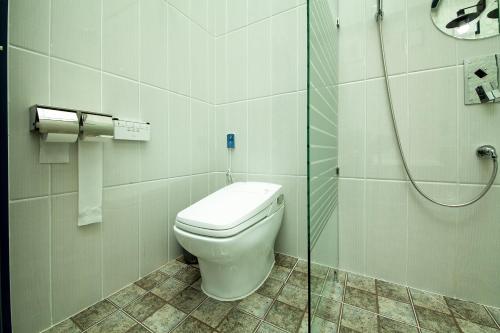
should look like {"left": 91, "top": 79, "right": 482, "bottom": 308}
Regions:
{"left": 477, "top": 145, "right": 498, "bottom": 160}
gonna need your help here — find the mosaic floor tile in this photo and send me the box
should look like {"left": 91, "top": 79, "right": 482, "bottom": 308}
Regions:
{"left": 295, "top": 260, "right": 329, "bottom": 278}
{"left": 377, "top": 280, "right": 409, "bottom": 303}
{"left": 344, "top": 286, "right": 378, "bottom": 313}
{"left": 340, "top": 304, "right": 378, "bottom": 333}
{"left": 126, "top": 324, "right": 151, "bottom": 333}
{"left": 108, "top": 284, "right": 147, "bottom": 308}
{"left": 322, "top": 279, "right": 344, "bottom": 301}
{"left": 346, "top": 273, "right": 376, "bottom": 293}
{"left": 160, "top": 260, "right": 187, "bottom": 276}
{"left": 135, "top": 271, "right": 169, "bottom": 291}
{"left": 143, "top": 304, "right": 186, "bottom": 333}
{"left": 257, "top": 322, "right": 287, "bottom": 333}
{"left": 275, "top": 253, "right": 298, "bottom": 269}
{"left": 86, "top": 311, "right": 136, "bottom": 333}
{"left": 191, "top": 297, "right": 236, "bottom": 328}
{"left": 312, "top": 316, "right": 338, "bottom": 332}
{"left": 238, "top": 293, "right": 273, "bottom": 318}
{"left": 174, "top": 266, "right": 201, "bottom": 285}
{"left": 446, "top": 297, "right": 497, "bottom": 328}
{"left": 326, "top": 268, "right": 347, "bottom": 284}
{"left": 298, "top": 312, "right": 309, "bottom": 333}
{"left": 265, "top": 301, "right": 304, "bottom": 332}
{"left": 488, "top": 307, "right": 500, "bottom": 325}
{"left": 378, "top": 316, "right": 419, "bottom": 333}
{"left": 410, "top": 288, "right": 450, "bottom": 314}
{"left": 151, "top": 278, "right": 188, "bottom": 301}
{"left": 168, "top": 287, "right": 207, "bottom": 313}
{"left": 414, "top": 305, "right": 460, "bottom": 333}
{"left": 257, "top": 277, "right": 284, "bottom": 298}
{"left": 270, "top": 264, "right": 291, "bottom": 282}
{"left": 315, "top": 297, "right": 341, "bottom": 323}
{"left": 217, "top": 308, "right": 260, "bottom": 333}
{"left": 172, "top": 316, "right": 212, "bottom": 333}
{"left": 288, "top": 270, "right": 323, "bottom": 294}
{"left": 378, "top": 296, "right": 416, "bottom": 326}
{"left": 456, "top": 318, "right": 500, "bottom": 333}
{"left": 71, "top": 300, "right": 117, "bottom": 330}
{"left": 44, "top": 319, "right": 81, "bottom": 333}
{"left": 190, "top": 278, "right": 202, "bottom": 291}
{"left": 124, "top": 293, "right": 166, "bottom": 322}
{"left": 278, "top": 283, "right": 308, "bottom": 310}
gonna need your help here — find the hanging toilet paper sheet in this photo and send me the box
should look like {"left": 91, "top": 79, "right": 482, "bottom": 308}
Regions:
{"left": 78, "top": 140, "right": 103, "bottom": 226}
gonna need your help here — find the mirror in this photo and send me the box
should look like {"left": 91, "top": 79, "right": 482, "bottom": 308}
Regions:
{"left": 431, "top": 0, "right": 500, "bottom": 39}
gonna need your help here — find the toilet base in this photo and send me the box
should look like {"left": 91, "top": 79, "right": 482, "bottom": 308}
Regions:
{"left": 201, "top": 260, "right": 275, "bottom": 302}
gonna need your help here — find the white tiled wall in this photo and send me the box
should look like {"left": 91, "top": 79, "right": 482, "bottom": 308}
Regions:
{"left": 8, "top": 1, "right": 213, "bottom": 331}
{"left": 209, "top": 0, "right": 308, "bottom": 259}
{"left": 338, "top": 0, "right": 500, "bottom": 307}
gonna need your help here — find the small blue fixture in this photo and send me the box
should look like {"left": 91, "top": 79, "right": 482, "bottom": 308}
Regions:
{"left": 227, "top": 133, "right": 235, "bottom": 149}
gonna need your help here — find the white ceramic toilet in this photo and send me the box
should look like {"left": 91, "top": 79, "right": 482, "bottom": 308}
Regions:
{"left": 173, "top": 182, "right": 284, "bottom": 301}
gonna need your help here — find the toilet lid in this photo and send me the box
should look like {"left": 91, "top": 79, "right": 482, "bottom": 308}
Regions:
{"left": 176, "top": 182, "right": 282, "bottom": 231}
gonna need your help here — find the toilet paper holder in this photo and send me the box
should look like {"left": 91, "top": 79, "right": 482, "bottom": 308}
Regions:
{"left": 29, "top": 105, "right": 80, "bottom": 136}
{"left": 30, "top": 105, "right": 114, "bottom": 141}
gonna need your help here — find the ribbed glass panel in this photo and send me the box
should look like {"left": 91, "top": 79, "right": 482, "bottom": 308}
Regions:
{"left": 308, "top": 0, "right": 338, "bottom": 250}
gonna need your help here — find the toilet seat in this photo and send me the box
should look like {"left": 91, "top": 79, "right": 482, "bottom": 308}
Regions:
{"left": 175, "top": 182, "right": 283, "bottom": 238}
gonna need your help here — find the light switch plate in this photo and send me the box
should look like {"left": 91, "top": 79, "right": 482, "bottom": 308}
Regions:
{"left": 464, "top": 54, "right": 499, "bottom": 105}
{"left": 113, "top": 119, "right": 151, "bottom": 141}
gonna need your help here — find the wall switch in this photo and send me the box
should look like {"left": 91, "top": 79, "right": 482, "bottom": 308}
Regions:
{"left": 113, "top": 119, "right": 151, "bottom": 141}
{"left": 227, "top": 133, "right": 235, "bottom": 149}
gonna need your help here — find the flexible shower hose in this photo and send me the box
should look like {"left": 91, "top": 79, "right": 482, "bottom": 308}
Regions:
{"left": 376, "top": 12, "right": 498, "bottom": 207}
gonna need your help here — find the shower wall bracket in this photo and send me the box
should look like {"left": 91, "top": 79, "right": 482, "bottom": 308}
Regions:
{"left": 464, "top": 54, "right": 500, "bottom": 104}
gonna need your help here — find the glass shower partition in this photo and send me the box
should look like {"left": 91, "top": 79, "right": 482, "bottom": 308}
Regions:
{"left": 307, "top": 0, "right": 339, "bottom": 328}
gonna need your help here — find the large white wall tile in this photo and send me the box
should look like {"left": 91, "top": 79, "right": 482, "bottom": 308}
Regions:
{"left": 191, "top": 173, "right": 210, "bottom": 203}
{"left": 366, "top": 76, "right": 408, "bottom": 180}
{"left": 51, "top": 0, "right": 101, "bottom": 68}
{"left": 168, "top": 6, "right": 190, "bottom": 95}
{"left": 9, "top": 198, "right": 51, "bottom": 333}
{"left": 213, "top": 0, "right": 227, "bottom": 36}
{"left": 215, "top": 36, "right": 227, "bottom": 104}
{"left": 51, "top": 194, "right": 102, "bottom": 323}
{"left": 140, "top": 85, "right": 169, "bottom": 181}
{"left": 248, "top": 0, "right": 271, "bottom": 24}
{"left": 102, "top": 0, "right": 139, "bottom": 79}
{"left": 226, "top": 29, "right": 248, "bottom": 102}
{"left": 248, "top": 98, "right": 272, "bottom": 174}
{"left": 408, "top": 68, "right": 458, "bottom": 183}
{"left": 191, "top": 24, "right": 210, "bottom": 102}
{"left": 338, "top": 0, "right": 365, "bottom": 83}
{"left": 271, "top": 94, "right": 298, "bottom": 175}
{"left": 365, "top": 0, "right": 407, "bottom": 79}
{"left": 455, "top": 185, "right": 500, "bottom": 307}
{"left": 168, "top": 177, "right": 191, "bottom": 259}
{"left": 407, "top": 0, "right": 456, "bottom": 72}
{"left": 191, "top": 0, "right": 208, "bottom": 30}
{"left": 140, "top": 0, "right": 168, "bottom": 88}
{"left": 407, "top": 182, "right": 458, "bottom": 296}
{"left": 103, "top": 185, "right": 140, "bottom": 296}
{"left": 168, "top": 93, "right": 191, "bottom": 178}
{"left": 8, "top": 48, "right": 50, "bottom": 200}
{"left": 365, "top": 180, "right": 408, "bottom": 283}
{"left": 338, "top": 82, "right": 366, "bottom": 179}
{"left": 191, "top": 100, "right": 210, "bottom": 174}
{"left": 102, "top": 75, "right": 141, "bottom": 186}
{"left": 9, "top": 0, "right": 50, "bottom": 53}
{"left": 140, "top": 181, "right": 169, "bottom": 276}
{"left": 271, "top": 9, "right": 299, "bottom": 94}
{"left": 297, "top": 5, "right": 307, "bottom": 90}
{"left": 339, "top": 178, "right": 366, "bottom": 274}
{"left": 248, "top": 19, "right": 271, "bottom": 99}
{"left": 225, "top": 102, "right": 248, "bottom": 173}
{"left": 297, "top": 91, "right": 307, "bottom": 176}
{"left": 227, "top": 0, "right": 247, "bottom": 32}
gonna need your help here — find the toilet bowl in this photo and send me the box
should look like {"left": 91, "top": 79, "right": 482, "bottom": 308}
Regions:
{"left": 174, "top": 182, "right": 284, "bottom": 301}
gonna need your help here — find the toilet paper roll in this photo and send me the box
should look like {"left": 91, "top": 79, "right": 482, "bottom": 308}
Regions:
{"left": 42, "top": 132, "right": 79, "bottom": 143}
{"left": 81, "top": 113, "right": 114, "bottom": 140}
{"left": 36, "top": 108, "right": 80, "bottom": 134}
{"left": 39, "top": 138, "right": 70, "bottom": 164}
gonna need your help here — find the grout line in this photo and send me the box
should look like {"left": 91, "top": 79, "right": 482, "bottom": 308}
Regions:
{"left": 407, "top": 287, "right": 422, "bottom": 333}
{"left": 484, "top": 306, "right": 500, "bottom": 330}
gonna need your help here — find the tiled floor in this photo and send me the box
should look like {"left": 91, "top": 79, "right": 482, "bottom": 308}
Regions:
{"left": 43, "top": 254, "right": 500, "bottom": 333}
